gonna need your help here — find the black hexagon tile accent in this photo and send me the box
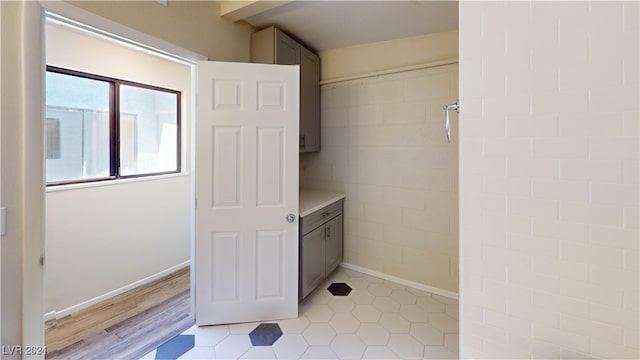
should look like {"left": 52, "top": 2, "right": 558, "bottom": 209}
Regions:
{"left": 327, "top": 282, "right": 352, "bottom": 296}
{"left": 155, "top": 334, "right": 194, "bottom": 359}
{"left": 249, "top": 323, "right": 283, "bottom": 346}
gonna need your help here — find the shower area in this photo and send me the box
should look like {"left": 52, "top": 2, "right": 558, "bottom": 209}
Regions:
{"left": 300, "top": 37, "right": 460, "bottom": 302}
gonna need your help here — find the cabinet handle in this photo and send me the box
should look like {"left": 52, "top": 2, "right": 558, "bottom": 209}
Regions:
{"left": 300, "top": 134, "right": 306, "bottom": 148}
{"left": 326, "top": 227, "right": 330, "bottom": 238}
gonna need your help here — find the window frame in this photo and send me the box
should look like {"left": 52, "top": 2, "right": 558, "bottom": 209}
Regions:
{"left": 45, "top": 65, "right": 182, "bottom": 186}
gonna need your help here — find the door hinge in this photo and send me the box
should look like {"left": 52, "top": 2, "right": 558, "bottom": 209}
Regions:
{"left": 40, "top": 256, "right": 45, "bottom": 266}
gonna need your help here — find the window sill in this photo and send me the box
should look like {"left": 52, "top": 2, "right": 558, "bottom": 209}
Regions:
{"left": 45, "top": 172, "right": 190, "bottom": 193}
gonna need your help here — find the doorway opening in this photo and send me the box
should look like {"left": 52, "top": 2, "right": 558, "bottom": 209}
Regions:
{"left": 42, "top": 11, "right": 199, "bottom": 358}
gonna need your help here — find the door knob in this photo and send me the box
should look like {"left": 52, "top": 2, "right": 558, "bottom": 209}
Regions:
{"left": 286, "top": 214, "right": 296, "bottom": 223}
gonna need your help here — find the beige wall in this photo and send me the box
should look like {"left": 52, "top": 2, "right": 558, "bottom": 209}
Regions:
{"left": 459, "top": 1, "right": 639, "bottom": 359}
{"left": 1, "top": 1, "right": 22, "bottom": 349}
{"left": 1, "top": 0, "right": 45, "bottom": 350}
{"left": 67, "top": 0, "right": 254, "bottom": 61}
{"left": 303, "top": 32, "right": 459, "bottom": 294}
{"left": 319, "top": 30, "right": 458, "bottom": 81}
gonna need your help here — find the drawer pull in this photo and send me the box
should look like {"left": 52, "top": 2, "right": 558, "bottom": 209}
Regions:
{"left": 301, "top": 200, "right": 343, "bottom": 235}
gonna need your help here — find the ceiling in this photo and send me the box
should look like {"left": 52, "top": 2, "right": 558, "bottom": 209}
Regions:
{"left": 220, "top": 1, "right": 458, "bottom": 52}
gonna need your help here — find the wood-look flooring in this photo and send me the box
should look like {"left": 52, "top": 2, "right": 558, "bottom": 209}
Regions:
{"left": 45, "top": 266, "right": 194, "bottom": 360}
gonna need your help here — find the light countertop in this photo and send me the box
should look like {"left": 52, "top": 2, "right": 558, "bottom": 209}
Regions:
{"left": 299, "top": 188, "right": 345, "bottom": 217}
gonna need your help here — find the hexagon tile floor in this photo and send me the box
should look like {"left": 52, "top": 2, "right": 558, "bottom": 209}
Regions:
{"left": 140, "top": 267, "right": 459, "bottom": 359}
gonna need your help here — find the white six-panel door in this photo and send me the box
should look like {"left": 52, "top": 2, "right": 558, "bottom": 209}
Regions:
{"left": 195, "top": 61, "right": 299, "bottom": 325}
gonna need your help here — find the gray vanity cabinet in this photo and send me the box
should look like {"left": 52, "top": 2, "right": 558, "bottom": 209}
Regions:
{"left": 301, "top": 226, "right": 325, "bottom": 299}
{"left": 324, "top": 215, "right": 343, "bottom": 275}
{"left": 251, "top": 26, "right": 321, "bottom": 153}
{"left": 299, "top": 199, "right": 344, "bottom": 299}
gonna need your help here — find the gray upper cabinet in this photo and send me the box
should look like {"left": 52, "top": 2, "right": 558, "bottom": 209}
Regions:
{"left": 275, "top": 29, "right": 299, "bottom": 65}
{"left": 299, "top": 46, "right": 320, "bottom": 152}
{"left": 251, "top": 26, "right": 321, "bottom": 153}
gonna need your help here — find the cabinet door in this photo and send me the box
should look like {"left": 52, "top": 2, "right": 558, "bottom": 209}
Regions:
{"left": 299, "top": 46, "right": 320, "bottom": 152}
{"left": 301, "top": 225, "right": 325, "bottom": 298}
{"left": 324, "top": 215, "right": 343, "bottom": 276}
{"left": 275, "top": 29, "right": 300, "bottom": 65}
{"left": 250, "top": 26, "right": 276, "bottom": 64}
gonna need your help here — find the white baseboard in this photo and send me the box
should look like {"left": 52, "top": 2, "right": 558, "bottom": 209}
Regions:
{"left": 339, "top": 262, "right": 459, "bottom": 300}
{"left": 44, "top": 260, "right": 456, "bottom": 322}
{"left": 45, "top": 260, "right": 191, "bottom": 322}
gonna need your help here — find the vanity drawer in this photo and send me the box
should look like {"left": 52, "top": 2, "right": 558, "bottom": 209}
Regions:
{"left": 301, "top": 200, "right": 343, "bottom": 235}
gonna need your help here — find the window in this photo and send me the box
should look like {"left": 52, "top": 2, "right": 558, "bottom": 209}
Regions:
{"left": 46, "top": 118, "right": 61, "bottom": 159}
{"left": 45, "top": 66, "right": 181, "bottom": 185}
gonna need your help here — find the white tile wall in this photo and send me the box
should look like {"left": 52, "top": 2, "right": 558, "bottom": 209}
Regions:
{"left": 460, "top": 1, "right": 639, "bottom": 359}
{"left": 302, "top": 64, "right": 459, "bottom": 293}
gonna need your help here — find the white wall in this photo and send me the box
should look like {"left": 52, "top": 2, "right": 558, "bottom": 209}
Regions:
{"left": 459, "top": 2, "right": 639, "bottom": 359}
{"left": 45, "top": 21, "right": 191, "bottom": 314}
{"left": 305, "top": 32, "right": 459, "bottom": 294}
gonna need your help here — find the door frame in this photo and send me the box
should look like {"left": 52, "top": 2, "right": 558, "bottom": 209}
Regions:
{"left": 0, "top": 0, "right": 3, "bottom": 345}
{"left": 20, "top": 0, "right": 207, "bottom": 347}
{"left": 1, "top": 0, "right": 45, "bottom": 349}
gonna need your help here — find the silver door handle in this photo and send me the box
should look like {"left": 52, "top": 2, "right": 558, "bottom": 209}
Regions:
{"left": 443, "top": 100, "right": 460, "bottom": 143}
{"left": 286, "top": 214, "right": 296, "bottom": 223}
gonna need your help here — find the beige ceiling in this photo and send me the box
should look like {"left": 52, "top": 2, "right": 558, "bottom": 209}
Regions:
{"left": 218, "top": 1, "right": 459, "bottom": 52}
